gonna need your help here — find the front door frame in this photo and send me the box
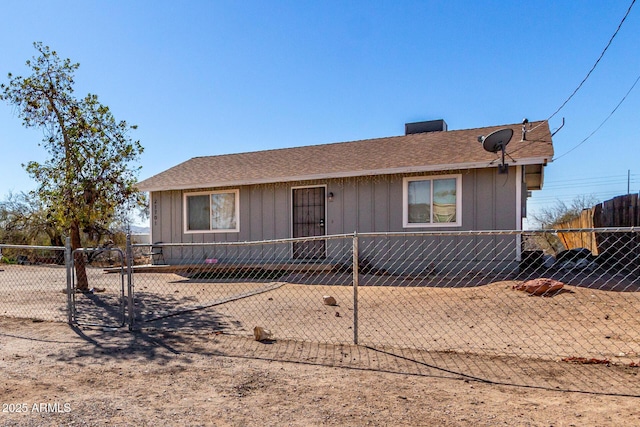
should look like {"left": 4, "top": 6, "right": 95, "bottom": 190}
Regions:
{"left": 291, "top": 184, "right": 328, "bottom": 259}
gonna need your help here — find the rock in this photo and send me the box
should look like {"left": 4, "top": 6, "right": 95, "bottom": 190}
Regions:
{"left": 513, "top": 278, "right": 564, "bottom": 296}
{"left": 323, "top": 295, "right": 337, "bottom": 306}
{"left": 253, "top": 326, "right": 273, "bottom": 341}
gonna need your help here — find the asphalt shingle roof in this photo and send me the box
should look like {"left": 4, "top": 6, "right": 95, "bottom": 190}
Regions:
{"left": 137, "top": 120, "right": 553, "bottom": 192}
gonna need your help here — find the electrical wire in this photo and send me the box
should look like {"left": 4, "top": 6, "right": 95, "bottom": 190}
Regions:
{"left": 553, "top": 71, "right": 640, "bottom": 161}
{"left": 544, "top": 173, "right": 639, "bottom": 183}
{"left": 543, "top": 181, "right": 637, "bottom": 191}
{"left": 546, "top": 0, "right": 636, "bottom": 122}
{"left": 528, "top": 192, "right": 634, "bottom": 205}
{"left": 508, "top": 67, "right": 640, "bottom": 163}
{"left": 520, "top": 1, "right": 638, "bottom": 211}
{"left": 543, "top": 174, "right": 639, "bottom": 189}
{"left": 527, "top": 0, "right": 637, "bottom": 135}
{"left": 527, "top": 173, "right": 638, "bottom": 205}
{"left": 481, "top": 2, "right": 636, "bottom": 171}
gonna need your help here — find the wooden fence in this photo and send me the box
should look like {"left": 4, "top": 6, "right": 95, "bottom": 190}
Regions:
{"left": 556, "top": 194, "right": 639, "bottom": 271}
{"left": 556, "top": 208, "right": 598, "bottom": 254}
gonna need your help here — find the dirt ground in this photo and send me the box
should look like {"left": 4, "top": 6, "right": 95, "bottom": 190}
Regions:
{"left": 3, "top": 264, "right": 640, "bottom": 367}
{"left": 1, "top": 317, "right": 640, "bottom": 427}
{"left": 2, "top": 264, "right": 640, "bottom": 425}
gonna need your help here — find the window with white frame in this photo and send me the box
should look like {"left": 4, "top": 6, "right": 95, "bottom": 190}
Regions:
{"left": 184, "top": 190, "right": 239, "bottom": 233}
{"left": 403, "top": 175, "right": 461, "bottom": 227}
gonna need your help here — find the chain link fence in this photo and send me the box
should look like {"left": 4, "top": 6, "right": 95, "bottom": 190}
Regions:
{"left": 130, "top": 235, "right": 356, "bottom": 343}
{"left": 355, "top": 230, "right": 640, "bottom": 363}
{"left": 0, "top": 244, "right": 68, "bottom": 322}
{"left": 128, "top": 229, "right": 640, "bottom": 361}
{"left": 2, "top": 229, "right": 639, "bottom": 393}
{"left": 129, "top": 228, "right": 640, "bottom": 395}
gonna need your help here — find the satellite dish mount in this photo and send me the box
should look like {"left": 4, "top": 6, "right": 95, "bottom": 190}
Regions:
{"left": 478, "top": 128, "right": 514, "bottom": 174}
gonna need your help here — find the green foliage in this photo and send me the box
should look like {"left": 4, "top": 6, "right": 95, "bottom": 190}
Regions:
{"left": 0, "top": 256, "right": 16, "bottom": 264}
{"left": 0, "top": 42, "right": 145, "bottom": 249}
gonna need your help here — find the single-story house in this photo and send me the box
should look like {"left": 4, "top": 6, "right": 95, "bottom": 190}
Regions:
{"left": 137, "top": 119, "right": 553, "bottom": 266}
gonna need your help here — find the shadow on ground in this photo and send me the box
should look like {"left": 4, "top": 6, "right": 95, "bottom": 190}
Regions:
{"left": 47, "top": 321, "right": 640, "bottom": 398}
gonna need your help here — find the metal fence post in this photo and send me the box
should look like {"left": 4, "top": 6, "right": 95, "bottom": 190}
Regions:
{"left": 65, "top": 236, "right": 73, "bottom": 324}
{"left": 353, "top": 232, "right": 359, "bottom": 345}
{"left": 126, "top": 234, "right": 135, "bottom": 330}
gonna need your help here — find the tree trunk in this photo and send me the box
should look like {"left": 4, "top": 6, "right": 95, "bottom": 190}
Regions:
{"left": 71, "top": 221, "right": 89, "bottom": 291}
{"left": 47, "top": 229, "right": 64, "bottom": 247}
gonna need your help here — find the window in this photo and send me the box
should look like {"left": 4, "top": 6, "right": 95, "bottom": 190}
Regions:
{"left": 403, "top": 175, "right": 461, "bottom": 227}
{"left": 184, "top": 190, "right": 239, "bottom": 233}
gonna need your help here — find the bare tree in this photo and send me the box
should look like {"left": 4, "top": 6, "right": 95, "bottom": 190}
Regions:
{"left": 0, "top": 191, "right": 63, "bottom": 246}
{"left": 527, "top": 194, "right": 600, "bottom": 256}
{"left": 529, "top": 194, "right": 599, "bottom": 229}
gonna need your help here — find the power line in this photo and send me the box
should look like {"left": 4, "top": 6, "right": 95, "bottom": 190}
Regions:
{"left": 553, "top": 71, "right": 640, "bottom": 161}
{"left": 533, "top": 185, "right": 634, "bottom": 195}
{"left": 520, "top": 2, "right": 639, "bottom": 210}
{"left": 543, "top": 176, "right": 639, "bottom": 190}
{"left": 542, "top": 182, "right": 638, "bottom": 192}
{"left": 528, "top": 172, "right": 638, "bottom": 205}
{"left": 544, "top": 173, "right": 639, "bottom": 184}
{"left": 530, "top": 186, "right": 638, "bottom": 200}
{"left": 530, "top": 189, "right": 628, "bottom": 199}
{"left": 528, "top": 191, "right": 635, "bottom": 205}
{"left": 542, "top": 173, "right": 637, "bottom": 185}
{"left": 524, "top": 0, "right": 637, "bottom": 137}
{"left": 545, "top": 0, "right": 636, "bottom": 123}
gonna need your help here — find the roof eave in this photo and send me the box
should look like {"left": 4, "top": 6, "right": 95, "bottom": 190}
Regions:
{"left": 137, "top": 156, "right": 552, "bottom": 192}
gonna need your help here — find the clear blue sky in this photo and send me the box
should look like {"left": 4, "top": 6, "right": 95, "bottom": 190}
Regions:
{"left": 1, "top": 1, "right": 638, "bottom": 226}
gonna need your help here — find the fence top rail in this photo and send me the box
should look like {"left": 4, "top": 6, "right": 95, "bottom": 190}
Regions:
{"left": 540, "top": 227, "right": 640, "bottom": 233}
{"left": 130, "top": 227, "right": 640, "bottom": 249}
{"left": 131, "top": 233, "right": 355, "bottom": 248}
{"left": 358, "top": 227, "right": 640, "bottom": 238}
{"left": 72, "top": 247, "right": 124, "bottom": 255}
{"left": 0, "top": 244, "right": 65, "bottom": 250}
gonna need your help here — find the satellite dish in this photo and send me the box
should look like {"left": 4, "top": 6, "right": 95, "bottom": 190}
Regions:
{"left": 480, "top": 128, "right": 513, "bottom": 153}
{"left": 478, "top": 128, "right": 513, "bottom": 174}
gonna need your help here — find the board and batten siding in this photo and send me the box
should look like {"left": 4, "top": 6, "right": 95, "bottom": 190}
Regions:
{"left": 148, "top": 167, "right": 522, "bottom": 265}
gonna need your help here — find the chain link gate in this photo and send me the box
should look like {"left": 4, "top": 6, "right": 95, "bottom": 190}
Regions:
{"left": 69, "top": 247, "right": 128, "bottom": 328}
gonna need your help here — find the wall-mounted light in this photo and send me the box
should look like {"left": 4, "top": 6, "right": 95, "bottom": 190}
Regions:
{"left": 328, "top": 192, "right": 334, "bottom": 202}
